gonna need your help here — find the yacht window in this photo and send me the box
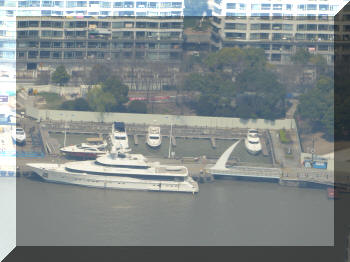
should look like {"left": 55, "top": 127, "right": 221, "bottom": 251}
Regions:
{"left": 150, "top": 136, "right": 159, "bottom": 139}
{"left": 115, "top": 136, "right": 126, "bottom": 140}
{"left": 249, "top": 141, "right": 259, "bottom": 144}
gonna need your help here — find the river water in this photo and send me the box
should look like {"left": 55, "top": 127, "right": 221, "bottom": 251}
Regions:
{"left": 17, "top": 176, "right": 333, "bottom": 246}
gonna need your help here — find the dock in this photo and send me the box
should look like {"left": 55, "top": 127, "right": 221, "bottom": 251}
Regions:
{"left": 133, "top": 134, "right": 138, "bottom": 145}
{"left": 210, "top": 137, "right": 216, "bottom": 148}
{"left": 260, "top": 137, "right": 269, "bottom": 156}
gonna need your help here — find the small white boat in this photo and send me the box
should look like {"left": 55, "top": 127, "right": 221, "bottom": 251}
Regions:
{"left": 244, "top": 129, "right": 262, "bottom": 155}
{"left": 111, "top": 122, "right": 130, "bottom": 151}
{"left": 146, "top": 126, "right": 162, "bottom": 148}
{"left": 11, "top": 127, "right": 26, "bottom": 145}
{"left": 60, "top": 137, "right": 107, "bottom": 159}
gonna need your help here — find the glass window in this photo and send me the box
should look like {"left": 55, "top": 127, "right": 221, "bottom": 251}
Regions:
{"left": 261, "top": 4, "right": 270, "bottom": 10}
{"left": 307, "top": 4, "right": 317, "bottom": 11}
{"left": 286, "top": 4, "right": 292, "bottom": 11}
{"left": 226, "top": 3, "right": 236, "bottom": 9}
{"left": 319, "top": 4, "right": 329, "bottom": 11}
{"left": 251, "top": 4, "right": 259, "bottom": 10}
{"left": 273, "top": 4, "right": 282, "bottom": 11}
{"left": 114, "top": 2, "right": 122, "bottom": 8}
{"left": 239, "top": 3, "right": 245, "bottom": 10}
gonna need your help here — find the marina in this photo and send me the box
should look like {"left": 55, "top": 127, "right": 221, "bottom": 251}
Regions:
{"left": 14, "top": 114, "right": 336, "bottom": 192}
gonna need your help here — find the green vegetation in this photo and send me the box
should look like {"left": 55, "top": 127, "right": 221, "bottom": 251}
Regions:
{"left": 279, "top": 129, "right": 291, "bottom": 144}
{"left": 51, "top": 65, "right": 70, "bottom": 86}
{"left": 127, "top": 100, "right": 147, "bottom": 113}
{"left": 297, "top": 76, "right": 334, "bottom": 139}
{"left": 87, "top": 76, "right": 129, "bottom": 112}
{"left": 38, "top": 92, "right": 64, "bottom": 109}
{"left": 60, "top": 98, "right": 91, "bottom": 111}
{"left": 182, "top": 47, "right": 286, "bottom": 119}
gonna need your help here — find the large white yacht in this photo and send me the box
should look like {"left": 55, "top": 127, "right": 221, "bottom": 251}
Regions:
{"left": 111, "top": 122, "right": 129, "bottom": 151}
{"left": 26, "top": 148, "right": 199, "bottom": 193}
{"left": 244, "top": 129, "right": 262, "bottom": 155}
{"left": 146, "top": 126, "right": 162, "bottom": 148}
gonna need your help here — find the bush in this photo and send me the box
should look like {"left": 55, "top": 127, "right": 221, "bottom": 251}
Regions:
{"left": 60, "top": 98, "right": 91, "bottom": 111}
{"left": 128, "top": 100, "right": 147, "bottom": 113}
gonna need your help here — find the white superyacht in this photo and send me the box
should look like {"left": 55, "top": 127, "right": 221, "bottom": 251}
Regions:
{"left": 26, "top": 147, "right": 199, "bottom": 193}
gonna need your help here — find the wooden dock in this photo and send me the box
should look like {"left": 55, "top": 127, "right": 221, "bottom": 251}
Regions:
{"left": 260, "top": 137, "right": 269, "bottom": 156}
{"left": 210, "top": 137, "right": 216, "bottom": 148}
{"left": 133, "top": 134, "right": 138, "bottom": 145}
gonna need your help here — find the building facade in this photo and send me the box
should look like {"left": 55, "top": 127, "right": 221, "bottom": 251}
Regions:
{"left": 209, "top": 0, "right": 347, "bottom": 64}
{"left": 0, "top": 0, "right": 185, "bottom": 69}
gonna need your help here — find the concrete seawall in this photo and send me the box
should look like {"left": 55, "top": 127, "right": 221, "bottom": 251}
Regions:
{"left": 25, "top": 106, "right": 297, "bottom": 130}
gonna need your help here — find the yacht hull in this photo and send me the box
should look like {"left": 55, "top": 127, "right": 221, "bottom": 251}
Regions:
{"left": 244, "top": 138, "right": 261, "bottom": 155}
{"left": 27, "top": 164, "right": 198, "bottom": 194}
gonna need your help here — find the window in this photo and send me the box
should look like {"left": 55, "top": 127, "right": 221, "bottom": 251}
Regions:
{"left": 148, "top": 2, "right": 157, "bottom": 8}
{"left": 261, "top": 4, "right": 270, "bottom": 10}
{"left": 239, "top": 3, "right": 245, "bottom": 10}
{"left": 319, "top": 4, "right": 329, "bottom": 11}
{"left": 298, "top": 4, "right": 305, "bottom": 11}
{"left": 307, "top": 4, "right": 317, "bottom": 11}
{"left": 226, "top": 3, "right": 236, "bottom": 9}
{"left": 113, "top": 2, "right": 122, "bottom": 8}
{"left": 251, "top": 4, "right": 259, "bottom": 10}
{"left": 273, "top": 4, "right": 282, "bottom": 11}
{"left": 286, "top": 4, "right": 292, "bottom": 11}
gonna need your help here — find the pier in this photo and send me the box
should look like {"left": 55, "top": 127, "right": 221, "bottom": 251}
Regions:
{"left": 133, "top": 134, "right": 138, "bottom": 145}
{"left": 210, "top": 137, "right": 216, "bottom": 148}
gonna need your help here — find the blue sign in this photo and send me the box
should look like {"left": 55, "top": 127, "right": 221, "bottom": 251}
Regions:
{"left": 0, "top": 95, "right": 8, "bottom": 102}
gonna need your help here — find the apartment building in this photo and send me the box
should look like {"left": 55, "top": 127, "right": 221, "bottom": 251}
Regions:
{"left": 0, "top": 0, "right": 185, "bottom": 68}
{"left": 16, "top": 16, "right": 183, "bottom": 69}
{"left": 209, "top": 0, "right": 347, "bottom": 64}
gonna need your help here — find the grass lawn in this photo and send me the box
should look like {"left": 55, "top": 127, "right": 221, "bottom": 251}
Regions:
{"left": 37, "top": 92, "right": 65, "bottom": 109}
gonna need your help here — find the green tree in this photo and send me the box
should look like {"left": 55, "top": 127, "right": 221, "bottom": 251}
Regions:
{"left": 291, "top": 48, "right": 312, "bottom": 65}
{"left": 87, "top": 76, "right": 129, "bottom": 112}
{"left": 51, "top": 65, "right": 70, "bottom": 86}
{"left": 297, "top": 77, "right": 334, "bottom": 139}
{"left": 128, "top": 100, "right": 147, "bottom": 113}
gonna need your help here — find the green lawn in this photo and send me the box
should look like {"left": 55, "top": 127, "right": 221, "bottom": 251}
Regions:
{"left": 38, "top": 92, "right": 65, "bottom": 109}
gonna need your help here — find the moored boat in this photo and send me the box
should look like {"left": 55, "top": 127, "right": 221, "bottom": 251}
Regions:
{"left": 244, "top": 129, "right": 262, "bottom": 155}
{"left": 146, "top": 126, "right": 162, "bottom": 148}
{"left": 27, "top": 149, "right": 199, "bottom": 193}
{"left": 60, "top": 137, "right": 107, "bottom": 159}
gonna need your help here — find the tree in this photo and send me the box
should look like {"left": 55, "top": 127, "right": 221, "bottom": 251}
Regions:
{"left": 51, "top": 65, "right": 70, "bottom": 86}
{"left": 87, "top": 64, "right": 112, "bottom": 85}
{"left": 87, "top": 76, "right": 129, "bottom": 112}
{"left": 291, "top": 48, "right": 312, "bottom": 65}
{"left": 297, "top": 77, "right": 334, "bottom": 139}
{"left": 128, "top": 100, "right": 147, "bottom": 113}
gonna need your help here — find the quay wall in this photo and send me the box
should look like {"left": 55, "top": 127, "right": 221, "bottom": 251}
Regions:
{"left": 25, "top": 106, "right": 297, "bottom": 130}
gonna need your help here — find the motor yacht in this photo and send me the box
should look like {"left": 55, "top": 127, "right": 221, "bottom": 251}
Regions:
{"left": 244, "top": 129, "right": 262, "bottom": 155}
{"left": 27, "top": 148, "right": 199, "bottom": 193}
{"left": 146, "top": 126, "right": 162, "bottom": 148}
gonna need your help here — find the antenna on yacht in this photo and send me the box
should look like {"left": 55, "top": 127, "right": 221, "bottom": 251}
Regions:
{"left": 63, "top": 121, "right": 67, "bottom": 147}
